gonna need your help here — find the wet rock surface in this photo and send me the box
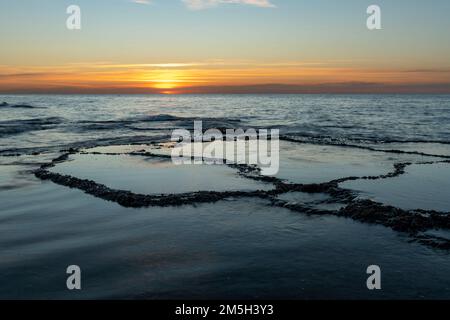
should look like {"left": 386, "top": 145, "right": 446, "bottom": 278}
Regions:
{"left": 25, "top": 142, "right": 450, "bottom": 251}
{"left": 1, "top": 107, "right": 449, "bottom": 252}
{"left": 281, "top": 135, "right": 450, "bottom": 159}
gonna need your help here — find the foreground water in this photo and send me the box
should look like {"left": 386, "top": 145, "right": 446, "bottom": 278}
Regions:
{"left": 1, "top": 94, "right": 450, "bottom": 299}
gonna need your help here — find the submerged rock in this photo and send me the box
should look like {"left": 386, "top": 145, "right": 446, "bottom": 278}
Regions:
{"left": 31, "top": 146, "right": 450, "bottom": 251}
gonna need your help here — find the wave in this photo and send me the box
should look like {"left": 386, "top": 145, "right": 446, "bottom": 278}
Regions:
{"left": 144, "top": 114, "right": 184, "bottom": 121}
{"left": 74, "top": 114, "right": 244, "bottom": 133}
{"left": 283, "top": 132, "right": 450, "bottom": 145}
{"left": 0, "top": 117, "right": 64, "bottom": 136}
{"left": 0, "top": 102, "right": 43, "bottom": 109}
{"left": 281, "top": 133, "right": 450, "bottom": 159}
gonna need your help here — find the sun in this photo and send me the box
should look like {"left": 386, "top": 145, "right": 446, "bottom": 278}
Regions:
{"left": 135, "top": 69, "right": 194, "bottom": 93}
{"left": 152, "top": 80, "right": 178, "bottom": 90}
{"left": 145, "top": 70, "right": 187, "bottom": 90}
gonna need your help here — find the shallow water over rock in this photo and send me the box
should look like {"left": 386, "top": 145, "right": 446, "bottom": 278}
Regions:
{"left": 341, "top": 162, "right": 450, "bottom": 212}
{"left": 275, "top": 141, "right": 435, "bottom": 184}
{"left": 49, "top": 153, "right": 273, "bottom": 195}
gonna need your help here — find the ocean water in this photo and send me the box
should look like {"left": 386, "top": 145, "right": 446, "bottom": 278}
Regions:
{"left": 1, "top": 95, "right": 450, "bottom": 152}
{"left": 1, "top": 94, "right": 450, "bottom": 299}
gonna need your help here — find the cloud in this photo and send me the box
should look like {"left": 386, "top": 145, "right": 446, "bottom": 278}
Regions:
{"left": 131, "top": 0, "right": 151, "bottom": 4}
{"left": 130, "top": 0, "right": 275, "bottom": 9}
{"left": 182, "top": 0, "right": 276, "bottom": 10}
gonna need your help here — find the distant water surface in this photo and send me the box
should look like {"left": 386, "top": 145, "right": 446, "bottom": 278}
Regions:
{"left": 2, "top": 94, "right": 450, "bottom": 152}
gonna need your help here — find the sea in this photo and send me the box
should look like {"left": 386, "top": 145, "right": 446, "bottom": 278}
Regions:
{"left": 1, "top": 94, "right": 450, "bottom": 299}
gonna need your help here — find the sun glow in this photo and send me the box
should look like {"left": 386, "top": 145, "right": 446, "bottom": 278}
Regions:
{"left": 138, "top": 70, "right": 191, "bottom": 91}
{"left": 152, "top": 80, "right": 179, "bottom": 89}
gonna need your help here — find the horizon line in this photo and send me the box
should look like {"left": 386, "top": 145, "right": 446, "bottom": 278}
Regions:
{"left": 2, "top": 82, "right": 450, "bottom": 95}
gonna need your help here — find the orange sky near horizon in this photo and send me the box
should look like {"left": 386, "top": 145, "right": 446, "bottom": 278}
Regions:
{"left": 2, "top": 61, "right": 450, "bottom": 94}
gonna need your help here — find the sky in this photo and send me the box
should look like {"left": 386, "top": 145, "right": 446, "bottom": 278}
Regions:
{"left": 0, "top": 0, "right": 449, "bottom": 94}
